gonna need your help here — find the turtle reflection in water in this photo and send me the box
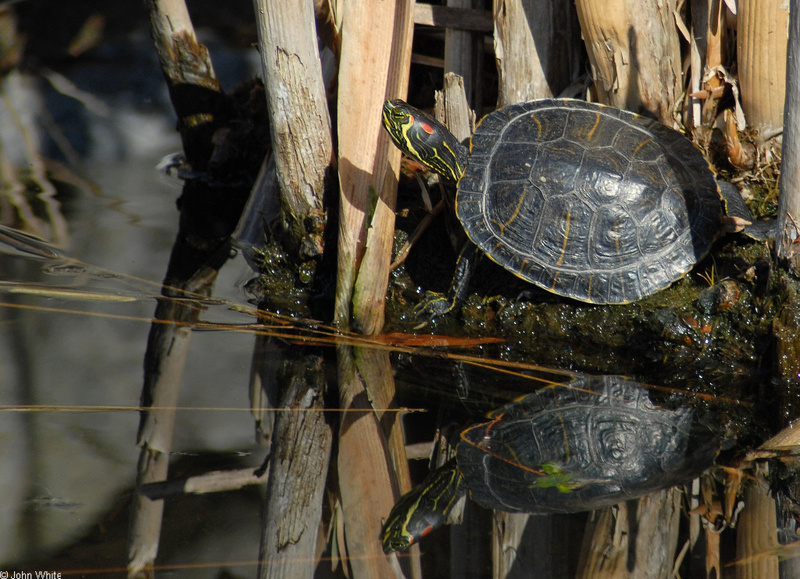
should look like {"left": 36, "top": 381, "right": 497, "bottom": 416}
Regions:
{"left": 381, "top": 375, "right": 719, "bottom": 553}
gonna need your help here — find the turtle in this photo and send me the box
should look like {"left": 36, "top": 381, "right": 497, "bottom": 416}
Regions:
{"left": 382, "top": 99, "right": 755, "bottom": 316}
{"left": 380, "top": 374, "right": 719, "bottom": 553}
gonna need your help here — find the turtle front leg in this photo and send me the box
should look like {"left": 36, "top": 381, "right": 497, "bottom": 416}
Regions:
{"left": 415, "top": 243, "right": 481, "bottom": 319}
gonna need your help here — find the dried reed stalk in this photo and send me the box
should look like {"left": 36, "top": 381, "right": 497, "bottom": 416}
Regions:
{"left": 737, "top": 0, "right": 789, "bottom": 133}
{"left": 494, "top": 0, "right": 583, "bottom": 106}
{"left": 337, "top": 346, "right": 408, "bottom": 577}
{"left": 576, "top": 488, "right": 682, "bottom": 578}
{"left": 258, "top": 354, "right": 331, "bottom": 579}
{"left": 131, "top": 262, "right": 230, "bottom": 577}
{"left": 134, "top": 0, "right": 268, "bottom": 573}
{"left": 776, "top": 0, "right": 800, "bottom": 270}
{"left": 252, "top": 0, "right": 333, "bottom": 259}
{"left": 131, "top": 2, "right": 225, "bottom": 576}
{"left": 735, "top": 476, "right": 780, "bottom": 579}
{"left": 445, "top": 0, "right": 476, "bottom": 105}
{"left": 574, "top": 0, "right": 682, "bottom": 126}
{"left": 335, "top": 0, "right": 414, "bottom": 335}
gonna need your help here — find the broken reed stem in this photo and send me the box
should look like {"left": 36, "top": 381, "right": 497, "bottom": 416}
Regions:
{"left": 251, "top": 0, "right": 333, "bottom": 259}
{"left": 132, "top": 2, "right": 226, "bottom": 576}
{"left": 777, "top": 0, "right": 800, "bottom": 270}
{"left": 138, "top": 466, "right": 269, "bottom": 500}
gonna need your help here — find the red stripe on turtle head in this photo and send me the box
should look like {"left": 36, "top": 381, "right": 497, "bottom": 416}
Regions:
{"left": 418, "top": 120, "right": 435, "bottom": 135}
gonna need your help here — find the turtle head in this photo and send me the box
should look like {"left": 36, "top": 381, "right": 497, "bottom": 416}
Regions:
{"left": 380, "top": 459, "right": 465, "bottom": 553}
{"left": 381, "top": 496, "right": 444, "bottom": 553}
{"left": 382, "top": 99, "right": 467, "bottom": 183}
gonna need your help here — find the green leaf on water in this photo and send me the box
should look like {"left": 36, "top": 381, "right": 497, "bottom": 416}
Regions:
{"left": 532, "top": 462, "right": 582, "bottom": 493}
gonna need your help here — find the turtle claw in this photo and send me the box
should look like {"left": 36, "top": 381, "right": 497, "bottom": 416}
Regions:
{"left": 414, "top": 291, "right": 456, "bottom": 320}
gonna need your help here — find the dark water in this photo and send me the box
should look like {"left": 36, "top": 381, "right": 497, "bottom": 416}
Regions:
{"left": 0, "top": 11, "right": 266, "bottom": 575}
{"left": 2, "top": 6, "right": 799, "bottom": 579}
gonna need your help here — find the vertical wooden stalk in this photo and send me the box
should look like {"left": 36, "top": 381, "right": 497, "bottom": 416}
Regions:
{"left": 144, "top": 0, "right": 223, "bottom": 171}
{"left": 248, "top": 334, "right": 281, "bottom": 445}
{"left": 776, "top": 0, "right": 800, "bottom": 269}
{"left": 252, "top": 0, "right": 333, "bottom": 258}
{"left": 737, "top": 0, "right": 789, "bottom": 133}
{"left": 353, "top": 347, "right": 413, "bottom": 495}
{"left": 131, "top": 2, "right": 230, "bottom": 575}
{"left": 337, "top": 346, "right": 417, "bottom": 577}
{"left": 735, "top": 475, "right": 780, "bottom": 579}
{"left": 352, "top": 347, "right": 421, "bottom": 576}
{"left": 492, "top": 513, "right": 584, "bottom": 577}
{"left": 574, "top": 0, "right": 682, "bottom": 126}
{"left": 491, "top": 513, "right": 536, "bottom": 577}
{"left": 446, "top": 0, "right": 475, "bottom": 105}
{"left": 258, "top": 354, "right": 331, "bottom": 579}
{"left": 434, "top": 75, "right": 473, "bottom": 250}
{"left": 441, "top": 73, "right": 474, "bottom": 142}
{"left": 576, "top": 488, "right": 681, "bottom": 578}
{"left": 494, "top": 0, "right": 583, "bottom": 106}
{"left": 129, "top": 304, "right": 194, "bottom": 576}
{"left": 335, "top": 0, "right": 414, "bottom": 334}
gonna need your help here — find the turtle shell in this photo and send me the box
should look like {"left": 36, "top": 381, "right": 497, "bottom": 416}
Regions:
{"left": 456, "top": 99, "right": 722, "bottom": 303}
{"left": 457, "top": 375, "right": 717, "bottom": 514}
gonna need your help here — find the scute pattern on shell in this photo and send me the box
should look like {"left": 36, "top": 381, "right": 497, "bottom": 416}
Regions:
{"left": 457, "top": 375, "right": 717, "bottom": 514}
{"left": 456, "top": 99, "right": 722, "bottom": 303}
